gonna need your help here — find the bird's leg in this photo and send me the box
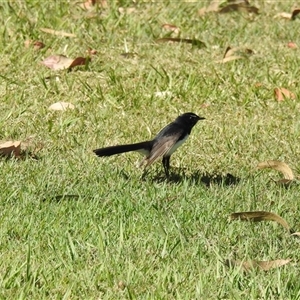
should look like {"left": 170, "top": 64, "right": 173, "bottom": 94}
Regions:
{"left": 162, "top": 156, "right": 170, "bottom": 177}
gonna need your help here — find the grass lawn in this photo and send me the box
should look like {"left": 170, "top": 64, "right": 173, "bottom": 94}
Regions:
{"left": 1, "top": 0, "right": 300, "bottom": 299}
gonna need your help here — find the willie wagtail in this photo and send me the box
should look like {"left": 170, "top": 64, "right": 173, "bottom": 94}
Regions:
{"left": 93, "top": 112, "right": 205, "bottom": 176}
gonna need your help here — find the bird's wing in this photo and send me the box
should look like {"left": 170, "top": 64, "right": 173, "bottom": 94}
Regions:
{"left": 143, "top": 132, "right": 183, "bottom": 167}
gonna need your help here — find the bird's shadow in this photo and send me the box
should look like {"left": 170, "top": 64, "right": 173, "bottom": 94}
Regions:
{"left": 148, "top": 170, "right": 240, "bottom": 186}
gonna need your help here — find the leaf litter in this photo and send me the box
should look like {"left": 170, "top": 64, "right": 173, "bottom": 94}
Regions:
{"left": 230, "top": 211, "right": 292, "bottom": 232}
{"left": 0, "top": 141, "right": 21, "bottom": 158}
{"left": 198, "top": 0, "right": 258, "bottom": 16}
{"left": 274, "top": 87, "right": 296, "bottom": 101}
{"left": 226, "top": 209, "right": 297, "bottom": 272}
{"left": 41, "top": 55, "right": 88, "bottom": 70}
{"left": 257, "top": 160, "right": 296, "bottom": 186}
{"left": 40, "top": 28, "right": 76, "bottom": 38}
{"left": 0, "top": 139, "right": 43, "bottom": 159}
{"left": 24, "top": 40, "right": 45, "bottom": 50}
{"left": 49, "top": 102, "right": 75, "bottom": 111}
{"left": 156, "top": 38, "right": 206, "bottom": 48}
{"left": 225, "top": 258, "right": 291, "bottom": 272}
{"left": 216, "top": 46, "right": 254, "bottom": 63}
{"left": 275, "top": 8, "right": 300, "bottom": 20}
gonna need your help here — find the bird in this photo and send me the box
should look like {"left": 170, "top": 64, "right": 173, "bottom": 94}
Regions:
{"left": 93, "top": 112, "right": 205, "bottom": 177}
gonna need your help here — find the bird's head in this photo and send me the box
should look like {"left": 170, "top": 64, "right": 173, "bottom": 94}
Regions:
{"left": 178, "top": 112, "right": 205, "bottom": 127}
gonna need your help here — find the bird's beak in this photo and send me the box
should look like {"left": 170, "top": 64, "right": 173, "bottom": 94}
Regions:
{"left": 198, "top": 116, "right": 205, "bottom": 120}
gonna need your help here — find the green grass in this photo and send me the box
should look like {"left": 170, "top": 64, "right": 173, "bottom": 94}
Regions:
{"left": 1, "top": 0, "right": 300, "bottom": 299}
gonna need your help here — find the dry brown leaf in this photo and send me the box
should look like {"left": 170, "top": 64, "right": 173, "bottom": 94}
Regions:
{"left": 287, "top": 42, "right": 297, "bottom": 49}
{"left": 79, "top": 0, "right": 108, "bottom": 9}
{"left": 224, "top": 46, "right": 254, "bottom": 58}
{"left": 0, "top": 141, "right": 21, "bottom": 157}
{"left": 225, "top": 259, "right": 291, "bottom": 272}
{"left": 41, "top": 55, "right": 73, "bottom": 70}
{"left": 200, "top": 103, "right": 210, "bottom": 108}
{"left": 274, "top": 87, "right": 296, "bottom": 101}
{"left": 274, "top": 12, "right": 292, "bottom": 19}
{"left": 86, "top": 48, "right": 98, "bottom": 56}
{"left": 291, "top": 232, "right": 300, "bottom": 237}
{"left": 41, "top": 55, "right": 88, "bottom": 70}
{"left": 216, "top": 46, "right": 253, "bottom": 63}
{"left": 156, "top": 38, "right": 206, "bottom": 48}
{"left": 257, "top": 160, "right": 294, "bottom": 180}
{"left": 117, "top": 280, "right": 126, "bottom": 291}
{"left": 49, "top": 102, "right": 75, "bottom": 111}
{"left": 275, "top": 178, "right": 295, "bottom": 187}
{"left": 80, "top": 0, "right": 94, "bottom": 9}
{"left": 275, "top": 8, "right": 300, "bottom": 20}
{"left": 198, "top": 0, "right": 221, "bottom": 16}
{"left": 162, "top": 24, "right": 180, "bottom": 34}
{"left": 274, "top": 88, "right": 283, "bottom": 101}
{"left": 69, "top": 57, "right": 87, "bottom": 69}
{"left": 219, "top": 3, "right": 259, "bottom": 14}
{"left": 230, "top": 211, "right": 290, "bottom": 231}
{"left": 254, "top": 82, "right": 262, "bottom": 88}
{"left": 118, "top": 7, "right": 136, "bottom": 14}
{"left": 24, "top": 40, "right": 45, "bottom": 50}
{"left": 291, "top": 8, "right": 300, "bottom": 20}
{"left": 154, "top": 91, "right": 172, "bottom": 98}
{"left": 40, "top": 28, "right": 76, "bottom": 38}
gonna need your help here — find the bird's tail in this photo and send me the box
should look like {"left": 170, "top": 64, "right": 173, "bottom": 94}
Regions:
{"left": 93, "top": 141, "right": 151, "bottom": 157}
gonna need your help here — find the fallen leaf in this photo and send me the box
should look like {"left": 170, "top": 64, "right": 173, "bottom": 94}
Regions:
{"left": 230, "top": 211, "right": 291, "bottom": 232}
{"left": 275, "top": 178, "right": 295, "bottom": 187}
{"left": 162, "top": 24, "right": 180, "bottom": 34}
{"left": 24, "top": 40, "right": 45, "bottom": 50}
{"left": 287, "top": 42, "right": 297, "bottom": 49}
{"left": 40, "top": 28, "right": 76, "bottom": 38}
{"left": 0, "top": 141, "right": 21, "bottom": 157}
{"left": 117, "top": 280, "right": 126, "bottom": 291}
{"left": 275, "top": 8, "right": 300, "bottom": 20}
{"left": 198, "top": 0, "right": 220, "bottom": 16}
{"left": 257, "top": 160, "right": 294, "bottom": 180}
{"left": 200, "top": 103, "right": 210, "bottom": 108}
{"left": 69, "top": 57, "right": 87, "bottom": 69}
{"left": 80, "top": 0, "right": 94, "bottom": 9}
{"left": 291, "top": 232, "right": 300, "bottom": 237}
{"left": 33, "top": 41, "right": 45, "bottom": 50}
{"left": 156, "top": 38, "right": 206, "bottom": 48}
{"left": 24, "top": 40, "right": 32, "bottom": 48}
{"left": 216, "top": 46, "right": 253, "bottom": 63}
{"left": 291, "top": 8, "right": 300, "bottom": 20}
{"left": 254, "top": 82, "right": 262, "bottom": 88}
{"left": 274, "top": 12, "right": 292, "bottom": 19}
{"left": 224, "top": 46, "right": 254, "bottom": 58}
{"left": 79, "top": 0, "right": 108, "bottom": 9}
{"left": 41, "top": 55, "right": 88, "bottom": 70}
{"left": 49, "top": 102, "right": 75, "bottom": 111}
{"left": 154, "top": 91, "right": 173, "bottom": 98}
{"left": 274, "top": 87, "right": 296, "bottom": 101}
{"left": 225, "top": 259, "right": 291, "bottom": 272}
{"left": 219, "top": 3, "right": 259, "bottom": 14}
{"left": 118, "top": 7, "right": 136, "bottom": 14}
{"left": 86, "top": 48, "right": 97, "bottom": 55}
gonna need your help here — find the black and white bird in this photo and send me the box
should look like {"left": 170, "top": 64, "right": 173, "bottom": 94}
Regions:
{"left": 93, "top": 112, "right": 205, "bottom": 176}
